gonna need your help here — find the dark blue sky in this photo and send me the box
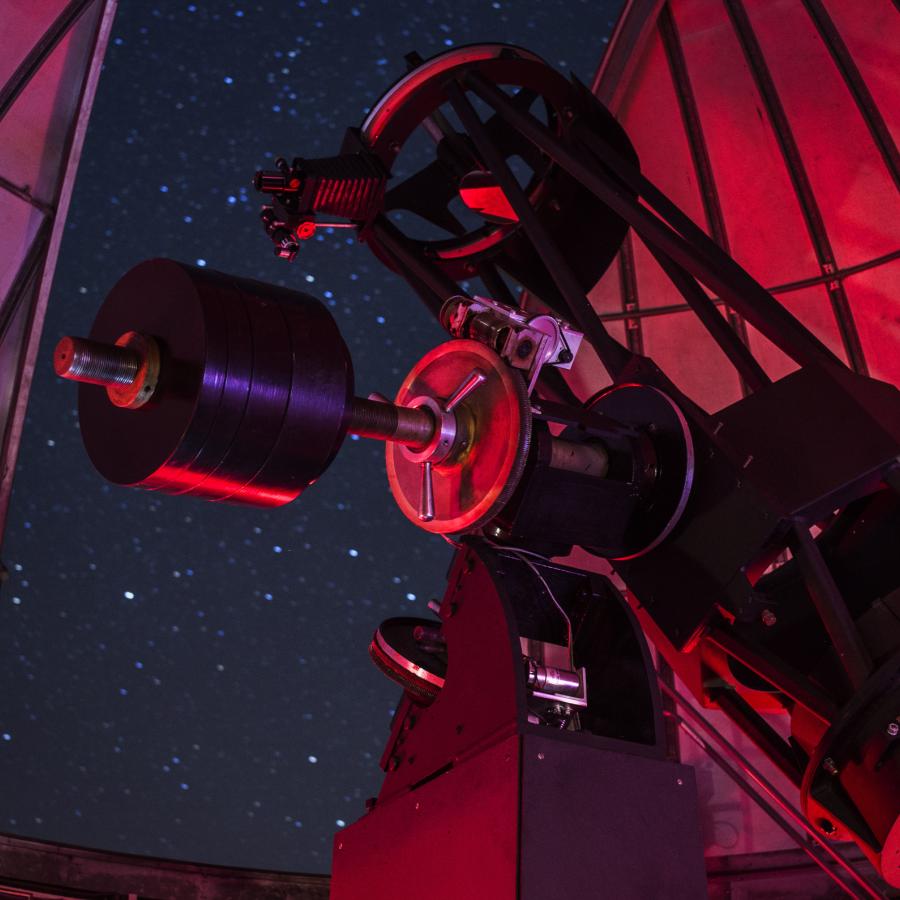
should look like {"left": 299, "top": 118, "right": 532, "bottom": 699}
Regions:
{"left": 1, "top": 0, "right": 622, "bottom": 873}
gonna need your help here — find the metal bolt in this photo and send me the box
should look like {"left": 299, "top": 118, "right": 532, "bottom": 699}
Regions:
{"left": 823, "top": 757, "right": 838, "bottom": 775}
{"left": 537, "top": 752, "right": 545, "bottom": 760}
{"left": 887, "top": 722, "right": 899, "bottom": 738}
{"left": 676, "top": 778, "right": 684, "bottom": 786}
{"left": 418, "top": 461, "right": 435, "bottom": 522}
{"left": 516, "top": 339, "right": 534, "bottom": 359}
{"left": 761, "top": 609, "right": 778, "bottom": 627}
{"left": 445, "top": 368, "right": 486, "bottom": 412}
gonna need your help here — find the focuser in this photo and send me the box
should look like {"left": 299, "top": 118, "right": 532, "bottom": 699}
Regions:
{"left": 254, "top": 151, "right": 388, "bottom": 259}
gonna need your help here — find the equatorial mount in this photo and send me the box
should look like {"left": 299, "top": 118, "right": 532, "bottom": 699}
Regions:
{"left": 55, "top": 259, "right": 688, "bottom": 558}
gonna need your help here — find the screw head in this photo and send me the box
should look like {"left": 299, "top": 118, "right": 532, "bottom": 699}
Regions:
{"left": 537, "top": 752, "right": 545, "bottom": 760}
{"left": 761, "top": 609, "right": 778, "bottom": 627}
{"left": 516, "top": 340, "right": 534, "bottom": 359}
{"left": 887, "top": 722, "right": 899, "bottom": 737}
{"left": 823, "top": 757, "right": 839, "bottom": 775}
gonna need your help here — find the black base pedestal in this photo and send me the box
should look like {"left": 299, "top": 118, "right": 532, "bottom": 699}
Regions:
{"left": 331, "top": 729, "right": 707, "bottom": 899}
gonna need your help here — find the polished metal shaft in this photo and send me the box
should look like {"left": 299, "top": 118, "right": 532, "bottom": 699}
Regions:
{"left": 348, "top": 396, "right": 435, "bottom": 447}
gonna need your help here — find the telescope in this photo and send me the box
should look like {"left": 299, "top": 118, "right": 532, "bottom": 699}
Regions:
{"left": 55, "top": 43, "right": 900, "bottom": 895}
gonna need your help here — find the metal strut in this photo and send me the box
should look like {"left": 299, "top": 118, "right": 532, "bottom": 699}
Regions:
{"left": 463, "top": 71, "right": 844, "bottom": 376}
{"left": 443, "top": 79, "right": 636, "bottom": 381}
{"left": 660, "top": 679, "right": 884, "bottom": 900}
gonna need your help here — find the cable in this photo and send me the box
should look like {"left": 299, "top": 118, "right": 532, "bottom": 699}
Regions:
{"left": 487, "top": 540, "right": 575, "bottom": 668}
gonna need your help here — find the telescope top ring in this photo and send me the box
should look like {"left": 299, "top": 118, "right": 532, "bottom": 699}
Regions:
{"left": 361, "top": 43, "right": 548, "bottom": 146}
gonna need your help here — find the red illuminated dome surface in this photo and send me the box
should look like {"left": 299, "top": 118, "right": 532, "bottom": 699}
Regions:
{"left": 575, "top": 0, "right": 899, "bottom": 407}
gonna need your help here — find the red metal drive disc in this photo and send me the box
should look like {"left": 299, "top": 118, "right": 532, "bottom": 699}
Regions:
{"left": 386, "top": 340, "right": 531, "bottom": 535}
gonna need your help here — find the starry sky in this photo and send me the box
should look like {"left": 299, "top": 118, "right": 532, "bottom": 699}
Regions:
{"left": 1, "top": 0, "right": 623, "bottom": 873}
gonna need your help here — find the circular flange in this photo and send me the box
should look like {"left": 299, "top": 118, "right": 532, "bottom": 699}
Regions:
{"left": 108, "top": 332, "right": 160, "bottom": 409}
{"left": 369, "top": 617, "right": 447, "bottom": 704}
{"left": 386, "top": 340, "right": 530, "bottom": 534}
{"left": 585, "top": 383, "right": 694, "bottom": 560}
{"left": 399, "top": 395, "right": 457, "bottom": 465}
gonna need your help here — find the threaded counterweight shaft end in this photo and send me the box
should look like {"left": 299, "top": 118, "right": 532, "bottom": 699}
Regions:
{"left": 54, "top": 336, "right": 140, "bottom": 387}
{"left": 348, "top": 396, "right": 435, "bottom": 447}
